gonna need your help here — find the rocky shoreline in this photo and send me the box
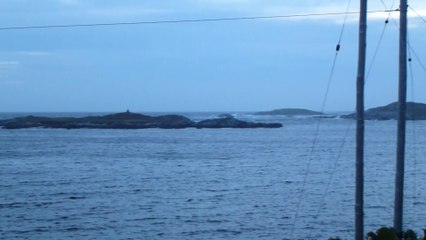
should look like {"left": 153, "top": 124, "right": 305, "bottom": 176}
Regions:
{"left": 256, "top": 102, "right": 426, "bottom": 120}
{"left": 2, "top": 102, "right": 425, "bottom": 130}
{"left": 255, "top": 108, "right": 324, "bottom": 116}
{"left": 0, "top": 111, "right": 282, "bottom": 130}
{"left": 341, "top": 102, "right": 426, "bottom": 120}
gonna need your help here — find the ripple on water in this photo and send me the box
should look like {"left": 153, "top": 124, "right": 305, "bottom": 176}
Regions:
{"left": 1, "top": 120, "right": 426, "bottom": 239}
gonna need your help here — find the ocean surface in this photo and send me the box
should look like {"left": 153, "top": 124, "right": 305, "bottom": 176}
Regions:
{"left": 1, "top": 112, "right": 425, "bottom": 240}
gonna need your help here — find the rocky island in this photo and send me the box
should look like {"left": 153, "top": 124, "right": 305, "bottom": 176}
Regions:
{"left": 255, "top": 108, "right": 324, "bottom": 116}
{"left": 341, "top": 102, "right": 426, "bottom": 120}
{"left": 0, "top": 111, "right": 282, "bottom": 129}
{"left": 255, "top": 108, "right": 339, "bottom": 119}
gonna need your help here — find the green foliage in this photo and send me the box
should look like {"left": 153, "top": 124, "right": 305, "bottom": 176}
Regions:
{"left": 366, "top": 227, "right": 423, "bottom": 240}
{"left": 376, "top": 227, "right": 397, "bottom": 240}
{"left": 329, "top": 228, "right": 424, "bottom": 240}
{"left": 403, "top": 229, "right": 417, "bottom": 240}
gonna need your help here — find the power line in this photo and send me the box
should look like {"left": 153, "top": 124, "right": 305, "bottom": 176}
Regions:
{"left": 407, "top": 35, "right": 418, "bottom": 227}
{"left": 308, "top": 122, "right": 353, "bottom": 239}
{"left": 0, "top": 9, "right": 397, "bottom": 31}
{"left": 409, "top": 44, "right": 426, "bottom": 73}
{"left": 338, "top": 0, "right": 354, "bottom": 44}
{"left": 409, "top": 5, "right": 426, "bottom": 23}
{"left": 366, "top": 0, "right": 396, "bottom": 82}
{"left": 289, "top": 2, "right": 354, "bottom": 238}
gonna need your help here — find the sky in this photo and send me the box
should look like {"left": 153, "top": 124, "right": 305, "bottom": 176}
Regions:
{"left": 0, "top": 0, "right": 425, "bottom": 112}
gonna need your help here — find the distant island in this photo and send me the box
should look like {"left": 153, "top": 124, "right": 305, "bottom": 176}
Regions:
{"left": 341, "top": 102, "right": 426, "bottom": 120}
{"left": 0, "top": 111, "right": 282, "bottom": 129}
{"left": 255, "top": 108, "right": 324, "bottom": 116}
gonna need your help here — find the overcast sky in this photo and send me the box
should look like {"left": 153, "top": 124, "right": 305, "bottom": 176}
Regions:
{"left": 0, "top": 0, "right": 425, "bottom": 112}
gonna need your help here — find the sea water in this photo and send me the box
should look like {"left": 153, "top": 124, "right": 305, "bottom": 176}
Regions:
{"left": 1, "top": 113, "right": 425, "bottom": 240}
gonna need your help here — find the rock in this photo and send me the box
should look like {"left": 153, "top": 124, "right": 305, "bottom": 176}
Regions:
{"left": 341, "top": 102, "right": 426, "bottom": 120}
{"left": 217, "top": 113, "right": 234, "bottom": 118}
{"left": 0, "top": 112, "right": 195, "bottom": 129}
{"left": 255, "top": 108, "right": 323, "bottom": 116}
{"left": 0, "top": 111, "right": 282, "bottom": 129}
{"left": 195, "top": 115, "right": 282, "bottom": 128}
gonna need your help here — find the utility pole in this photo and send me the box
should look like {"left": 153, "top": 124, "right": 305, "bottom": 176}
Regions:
{"left": 394, "top": 0, "right": 408, "bottom": 234}
{"left": 355, "top": 0, "right": 367, "bottom": 239}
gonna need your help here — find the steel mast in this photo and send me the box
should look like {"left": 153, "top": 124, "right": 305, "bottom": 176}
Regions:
{"left": 355, "top": 0, "right": 367, "bottom": 239}
{"left": 394, "top": 0, "right": 408, "bottom": 234}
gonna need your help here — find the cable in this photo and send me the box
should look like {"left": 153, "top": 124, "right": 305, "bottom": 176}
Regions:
{"left": 366, "top": 0, "right": 396, "bottom": 81}
{"left": 307, "top": 122, "right": 353, "bottom": 239}
{"left": 0, "top": 9, "right": 397, "bottom": 31}
{"left": 407, "top": 35, "right": 418, "bottom": 227}
{"left": 379, "top": 0, "right": 399, "bottom": 27}
{"left": 379, "top": 0, "right": 396, "bottom": 10}
{"left": 289, "top": 2, "right": 353, "bottom": 239}
{"left": 366, "top": 16, "right": 390, "bottom": 81}
{"left": 409, "top": 5, "right": 426, "bottom": 23}
{"left": 288, "top": 52, "right": 340, "bottom": 240}
{"left": 288, "top": 41, "right": 337, "bottom": 240}
{"left": 337, "top": 0, "right": 354, "bottom": 44}
{"left": 384, "top": 3, "right": 426, "bottom": 75}
{"left": 408, "top": 44, "right": 426, "bottom": 74}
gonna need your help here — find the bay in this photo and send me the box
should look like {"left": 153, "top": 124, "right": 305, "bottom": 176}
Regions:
{"left": 1, "top": 113, "right": 425, "bottom": 239}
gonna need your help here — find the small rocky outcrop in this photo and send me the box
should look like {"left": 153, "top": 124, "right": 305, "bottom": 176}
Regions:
{"left": 341, "top": 102, "right": 426, "bottom": 120}
{"left": 255, "top": 108, "right": 324, "bottom": 116}
{"left": 0, "top": 112, "right": 282, "bottom": 129}
{"left": 195, "top": 115, "right": 282, "bottom": 128}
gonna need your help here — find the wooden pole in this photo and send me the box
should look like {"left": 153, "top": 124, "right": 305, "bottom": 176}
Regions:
{"left": 394, "top": 0, "right": 408, "bottom": 234}
{"left": 355, "top": 0, "right": 367, "bottom": 239}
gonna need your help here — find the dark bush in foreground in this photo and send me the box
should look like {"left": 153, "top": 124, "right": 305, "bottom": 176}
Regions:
{"left": 329, "top": 227, "right": 425, "bottom": 240}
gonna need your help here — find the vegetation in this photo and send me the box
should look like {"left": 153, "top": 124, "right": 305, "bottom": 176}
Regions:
{"left": 365, "top": 227, "right": 424, "bottom": 240}
{"left": 329, "top": 227, "right": 425, "bottom": 240}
